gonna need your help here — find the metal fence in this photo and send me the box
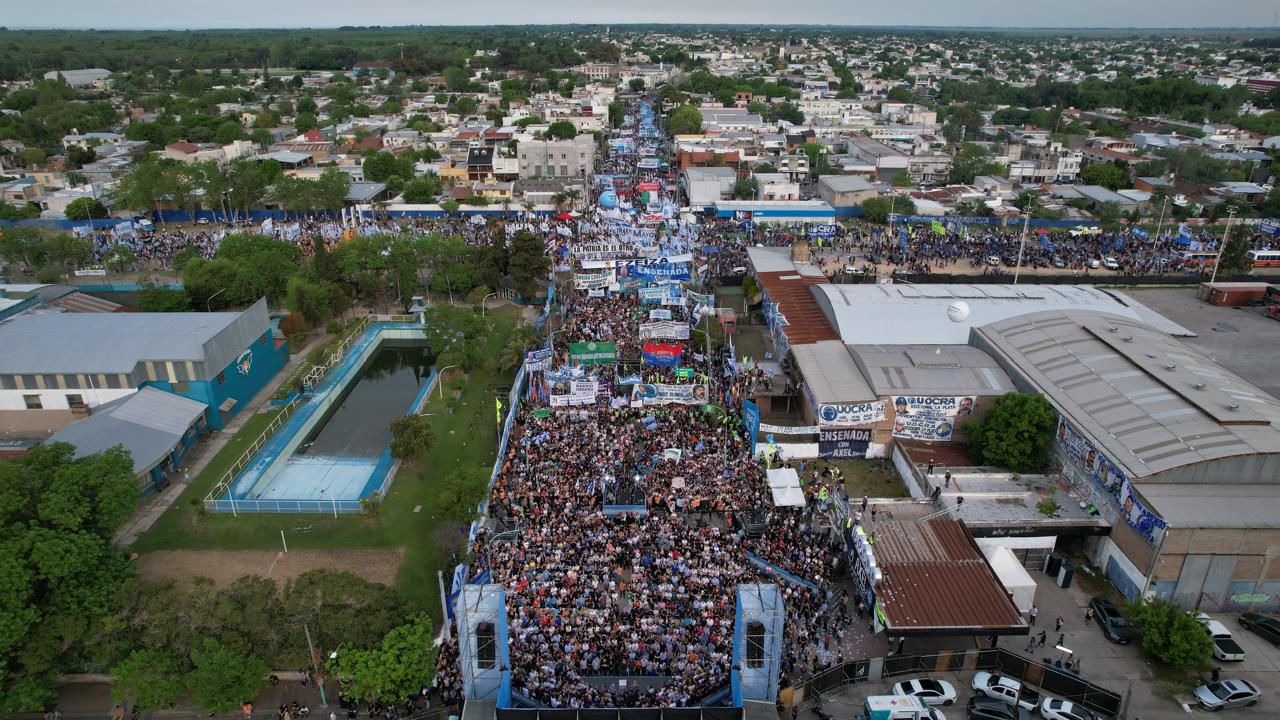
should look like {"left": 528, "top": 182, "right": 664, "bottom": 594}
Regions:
{"left": 826, "top": 270, "right": 1254, "bottom": 287}
{"left": 496, "top": 708, "right": 742, "bottom": 720}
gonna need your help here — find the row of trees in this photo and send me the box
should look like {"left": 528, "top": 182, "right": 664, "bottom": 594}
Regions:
{"left": 114, "top": 158, "right": 351, "bottom": 220}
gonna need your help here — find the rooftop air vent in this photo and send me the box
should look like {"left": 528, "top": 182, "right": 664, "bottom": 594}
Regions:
{"left": 1227, "top": 402, "right": 1240, "bottom": 411}
{"left": 1193, "top": 382, "right": 1206, "bottom": 390}
{"left": 1107, "top": 326, "right": 1118, "bottom": 332}
{"left": 1165, "top": 363, "right": 1177, "bottom": 370}
{"left": 1122, "top": 335, "right": 1133, "bottom": 342}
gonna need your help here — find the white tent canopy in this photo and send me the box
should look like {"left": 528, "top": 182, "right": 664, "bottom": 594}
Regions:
{"left": 766, "top": 468, "right": 805, "bottom": 507}
{"left": 981, "top": 545, "right": 1037, "bottom": 613}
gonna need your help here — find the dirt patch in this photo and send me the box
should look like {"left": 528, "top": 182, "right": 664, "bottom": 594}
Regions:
{"left": 134, "top": 548, "right": 406, "bottom": 589}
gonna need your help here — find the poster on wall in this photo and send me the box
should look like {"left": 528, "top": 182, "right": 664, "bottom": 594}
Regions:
{"left": 819, "top": 428, "right": 871, "bottom": 459}
{"left": 1120, "top": 479, "right": 1168, "bottom": 543}
{"left": 818, "top": 401, "right": 886, "bottom": 426}
{"left": 1056, "top": 417, "right": 1127, "bottom": 501}
{"left": 890, "top": 396, "right": 975, "bottom": 441}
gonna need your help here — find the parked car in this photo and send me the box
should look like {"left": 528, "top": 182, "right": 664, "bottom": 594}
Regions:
{"left": 970, "top": 672, "right": 1039, "bottom": 711}
{"left": 1196, "top": 612, "right": 1246, "bottom": 662}
{"left": 892, "top": 677, "right": 957, "bottom": 706}
{"left": 1039, "top": 698, "right": 1097, "bottom": 720}
{"left": 1239, "top": 612, "right": 1280, "bottom": 646}
{"left": 1087, "top": 258, "right": 1101, "bottom": 269}
{"left": 196, "top": 217, "right": 211, "bottom": 225}
{"left": 1051, "top": 255, "right": 1066, "bottom": 268}
{"left": 986, "top": 255, "right": 1001, "bottom": 266}
{"left": 843, "top": 265, "right": 865, "bottom": 275}
{"left": 966, "top": 696, "right": 1031, "bottom": 720}
{"left": 1102, "top": 256, "right": 1120, "bottom": 270}
{"left": 1088, "top": 597, "right": 1134, "bottom": 644}
{"left": 1193, "top": 678, "right": 1262, "bottom": 711}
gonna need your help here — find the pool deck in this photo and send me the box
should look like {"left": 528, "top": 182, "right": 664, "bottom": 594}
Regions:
{"left": 229, "top": 323, "right": 430, "bottom": 502}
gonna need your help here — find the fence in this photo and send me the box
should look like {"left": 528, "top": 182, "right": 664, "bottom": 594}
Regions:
{"left": 787, "top": 648, "right": 1122, "bottom": 718}
{"left": 496, "top": 708, "right": 742, "bottom": 720}
{"left": 827, "top": 270, "right": 1258, "bottom": 286}
{"left": 202, "top": 397, "right": 305, "bottom": 515}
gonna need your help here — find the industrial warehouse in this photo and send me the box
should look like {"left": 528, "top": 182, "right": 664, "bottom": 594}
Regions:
{"left": 749, "top": 245, "right": 1280, "bottom": 613}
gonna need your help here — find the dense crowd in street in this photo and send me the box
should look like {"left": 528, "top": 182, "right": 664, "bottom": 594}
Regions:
{"left": 427, "top": 101, "right": 861, "bottom": 710}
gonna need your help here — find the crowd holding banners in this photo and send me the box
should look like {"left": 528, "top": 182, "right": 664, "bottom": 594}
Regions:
{"left": 430, "top": 100, "right": 883, "bottom": 709}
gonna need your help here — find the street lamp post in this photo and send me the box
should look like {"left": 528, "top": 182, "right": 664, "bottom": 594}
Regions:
{"left": 437, "top": 365, "right": 460, "bottom": 399}
{"left": 1209, "top": 207, "right": 1237, "bottom": 285}
{"left": 206, "top": 287, "right": 227, "bottom": 312}
{"left": 481, "top": 291, "right": 498, "bottom": 318}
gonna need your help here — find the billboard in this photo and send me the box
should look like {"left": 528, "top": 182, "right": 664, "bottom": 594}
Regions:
{"left": 889, "top": 396, "right": 976, "bottom": 441}
{"left": 818, "top": 401, "right": 886, "bottom": 426}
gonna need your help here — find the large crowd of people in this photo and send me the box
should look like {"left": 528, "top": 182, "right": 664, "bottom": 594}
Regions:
{"left": 428, "top": 101, "right": 861, "bottom": 710}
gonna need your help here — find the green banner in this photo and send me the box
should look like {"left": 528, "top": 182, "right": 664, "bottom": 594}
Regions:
{"left": 568, "top": 341, "right": 617, "bottom": 365}
{"left": 675, "top": 367, "right": 695, "bottom": 380}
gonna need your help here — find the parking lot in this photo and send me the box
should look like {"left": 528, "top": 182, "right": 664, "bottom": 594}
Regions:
{"left": 796, "top": 566, "right": 1280, "bottom": 719}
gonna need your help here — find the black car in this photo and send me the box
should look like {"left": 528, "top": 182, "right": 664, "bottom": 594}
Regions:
{"left": 1088, "top": 597, "right": 1134, "bottom": 644}
{"left": 1240, "top": 612, "right": 1280, "bottom": 646}
{"left": 968, "top": 696, "right": 1030, "bottom": 720}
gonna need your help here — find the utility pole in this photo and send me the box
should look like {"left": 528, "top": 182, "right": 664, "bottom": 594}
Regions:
{"left": 1209, "top": 207, "right": 1237, "bottom": 285}
{"left": 1013, "top": 212, "right": 1030, "bottom": 285}
{"left": 302, "top": 623, "right": 328, "bottom": 707}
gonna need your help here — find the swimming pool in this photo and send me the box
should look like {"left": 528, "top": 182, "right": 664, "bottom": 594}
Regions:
{"left": 206, "top": 322, "right": 437, "bottom": 514}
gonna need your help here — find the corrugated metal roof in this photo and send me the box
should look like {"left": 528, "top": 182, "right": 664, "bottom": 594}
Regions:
{"left": 47, "top": 387, "right": 207, "bottom": 475}
{"left": 874, "top": 519, "right": 1026, "bottom": 632}
{"left": 849, "top": 344, "right": 1016, "bottom": 396}
{"left": 812, "top": 284, "right": 1146, "bottom": 346}
{"left": 47, "top": 292, "right": 123, "bottom": 313}
{"left": 792, "top": 340, "right": 876, "bottom": 404}
{"left": 976, "top": 310, "right": 1280, "bottom": 481}
{"left": 1137, "top": 484, "right": 1280, "bottom": 528}
{"left": 0, "top": 298, "right": 266, "bottom": 375}
{"left": 756, "top": 271, "right": 839, "bottom": 346}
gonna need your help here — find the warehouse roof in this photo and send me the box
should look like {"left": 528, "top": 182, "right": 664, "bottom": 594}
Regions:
{"left": 47, "top": 388, "right": 207, "bottom": 476}
{"left": 976, "top": 310, "right": 1280, "bottom": 482}
{"left": 1136, "top": 484, "right": 1280, "bottom": 529}
{"left": 792, "top": 340, "right": 875, "bottom": 404}
{"left": 818, "top": 175, "right": 877, "bottom": 193}
{"left": 812, "top": 283, "right": 1146, "bottom": 345}
{"left": 849, "top": 344, "right": 1016, "bottom": 396}
{"left": 873, "top": 519, "right": 1027, "bottom": 634}
{"left": 746, "top": 246, "right": 825, "bottom": 277}
{"left": 755, "top": 271, "right": 839, "bottom": 347}
{"left": 0, "top": 299, "right": 268, "bottom": 376}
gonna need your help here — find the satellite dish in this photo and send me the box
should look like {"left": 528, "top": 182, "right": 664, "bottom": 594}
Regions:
{"left": 946, "top": 301, "right": 971, "bottom": 323}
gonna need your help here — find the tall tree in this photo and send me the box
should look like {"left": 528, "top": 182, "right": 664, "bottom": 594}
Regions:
{"left": 0, "top": 444, "right": 138, "bottom": 711}
{"left": 507, "top": 229, "right": 550, "bottom": 298}
{"left": 186, "top": 638, "right": 267, "bottom": 713}
{"left": 962, "top": 393, "right": 1058, "bottom": 473}
{"left": 332, "top": 614, "right": 436, "bottom": 704}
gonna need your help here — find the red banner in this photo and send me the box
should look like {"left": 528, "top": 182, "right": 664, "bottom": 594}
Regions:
{"left": 642, "top": 341, "right": 683, "bottom": 366}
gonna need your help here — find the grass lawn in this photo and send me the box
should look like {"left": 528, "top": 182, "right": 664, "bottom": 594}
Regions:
{"left": 130, "top": 308, "right": 521, "bottom": 619}
{"left": 822, "top": 458, "right": 910, "bottom": 499}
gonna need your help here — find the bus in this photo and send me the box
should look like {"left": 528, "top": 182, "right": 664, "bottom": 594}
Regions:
{"left": 1246, "top": 249, "right": 1280, "bottom": 267}
{"left": 1182, "top": 251, "right": 1218, "bottom": 267}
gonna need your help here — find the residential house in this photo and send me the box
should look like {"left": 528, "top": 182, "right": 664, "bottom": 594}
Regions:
{"left": 517, "top": 135, "right": 594, "bottom": 179}
{"left": 816, "top": 175, "right": 877, "bottom": 208}
{"left": 683, "top": 166, "right": 738, "bottom": 207}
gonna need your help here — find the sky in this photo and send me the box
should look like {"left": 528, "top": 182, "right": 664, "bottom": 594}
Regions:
{"left": 10, "top": 0, "right": 1280, "bottom": 30}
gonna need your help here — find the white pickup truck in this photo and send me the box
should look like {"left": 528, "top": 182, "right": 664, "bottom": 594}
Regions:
{"left": 1197, "top": 612, "right": 1246, "bottom": 662}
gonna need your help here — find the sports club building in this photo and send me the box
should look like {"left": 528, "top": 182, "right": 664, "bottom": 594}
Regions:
{"left": 0, "top": 299, "right": 286, "bottom": 489}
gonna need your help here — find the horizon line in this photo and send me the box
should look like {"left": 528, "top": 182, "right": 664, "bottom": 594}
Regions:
{"left": 3, "top": 23, "right": 1279, "bottom": 32}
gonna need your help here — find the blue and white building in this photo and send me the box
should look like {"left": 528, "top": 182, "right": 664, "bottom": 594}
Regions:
{"left": 0, "top": 298, "right": 286, "bottom": 439}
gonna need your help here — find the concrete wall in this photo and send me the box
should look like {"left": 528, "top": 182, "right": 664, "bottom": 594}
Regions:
{"left": 0, "top": 408, "right": 79, "bottom": 438}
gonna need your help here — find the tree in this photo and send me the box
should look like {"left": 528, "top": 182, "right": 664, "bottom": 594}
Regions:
{"left": 389, "top": 414, "right": 435, "bottom": 461}
{"left": 859, "top": 196, "right": 915, "bottom": 224}
{"left": 214, "top": 121, "right": 245, "bottom": 145}
{"left": 731, "top": 177, "right": 759, "bottom": 200}
{"left": 442, "top": 67, "right": 471, "bottom": 92}
{"left": 1095, "top": 200, "right": 1123, "bottom": 232}
{"left": 286, "top": 274, "right": 335, "bottom": 327}
{"left": 799, "top": 143, "right": 830, "bottom": 176}
{"left": 499, "top": 325, "right": 541, "bottom": 372}
{"left": 1081, "top": 162, "right": 1128, "bottom": 191}
{"left": 629, "top": 78, "right": 646, "bottom": 92}
{"left": 508, "top": 229, "right": 550, "bottom": 298}
{"left": 110, "top": 649, "right": 185, "bottom": 709}
{"left": 64, "top": 196, "right": 108, "bottom": 220}
{"left": 294, "top": 112, "right": 317, "bottom": 133}
{"left": 186, "top": 638, "right": 268, "bottom": 713}
{"left": 0, "top": 444, "right": 137, "bottom": 711}
{"left": 608, "top": 102, "right": 625, "bottom": 127}
{"left": 890, "top": 170, "right": 914, "bottom": 188}
{"left": 666, "top": 104, "right": 704, "bottom": 136}
{"left": 439, "top": 199, "right": 460, "bottom": 216}
{"left": 362, "top": 152, "right": 413, "bottom": 183}
{"left": 1126, "top": 600, "right": 1213, "bottom": 668}
{"left": 545, "top": 120, "right": 577, "bottom": 140}
{"left": 963, "top": 393, "right": 1058, "bottom": 473}
{"left": 949, "top": 143, "right": 1006, "bottom": 185}
{"left": 1218, "top": 226, "right": 1251, "bottom": 276}
{"left": 332, "top": 614, "right": 436, "bottom": 704}
{"left": 103, "top": 244, "right": 137, "bottom": 273}
{"left": 401, "top": 174, "right": 442, "bottom": 204}
{"left": 434, "top": 466, "right": 488, "bottom": 521}
{"left": 138, "top": 286, "right": 191, "bottom": 312}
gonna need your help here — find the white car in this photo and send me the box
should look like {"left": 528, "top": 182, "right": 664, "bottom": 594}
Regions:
{"left": 1040, "top": 698, "right": 1097, "bottom": 720}
{"left": 970, "top": 672, "right": 1039, "bottom": 712}
{"left": 1102, "top": 256, "right": 1119, "bottom": 270}
{"left": 891, "top": 677, "right": 957, "bottom": 706}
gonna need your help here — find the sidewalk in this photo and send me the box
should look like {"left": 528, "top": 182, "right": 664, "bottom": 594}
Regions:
{"left": 113, "top": 333, "right": 331, "bottom": 547}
